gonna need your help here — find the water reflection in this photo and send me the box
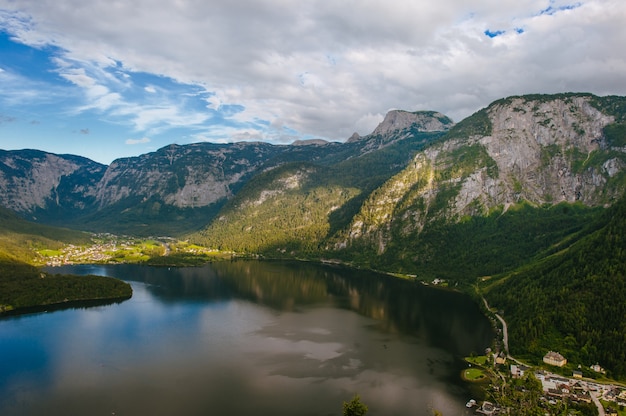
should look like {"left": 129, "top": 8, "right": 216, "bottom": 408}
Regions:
{"left": 0, "top": 261, "right": 494, "bottom": 416}
{"left": 96, "top": 260, "right": 493, "bottom": 357}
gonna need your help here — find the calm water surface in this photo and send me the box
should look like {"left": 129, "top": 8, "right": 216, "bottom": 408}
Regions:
{"left": 0, "top": 261, "right": 493, "bottom": 415}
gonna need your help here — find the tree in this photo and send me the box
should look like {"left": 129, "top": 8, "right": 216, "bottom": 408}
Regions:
{"left": 342, "top": 394, "right": 368, "bottom": 416}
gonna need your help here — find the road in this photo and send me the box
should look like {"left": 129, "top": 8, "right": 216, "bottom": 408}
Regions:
{"left": 482, "top": 296, "right": 509, "bottom": 355}
{"left": 590, "top": 390, "right": 606, "bottom": 416}
{"left": 482, "top": 296, "right": 607, "bottom": 416}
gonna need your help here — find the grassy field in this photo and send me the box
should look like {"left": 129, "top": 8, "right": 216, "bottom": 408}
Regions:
{"left": 462, "top": 367, "right": 488, "bottom": 382}
{"left": 465, "top": 355, "right": 490, "bottom": 366}
{"left": 462, "top": 355, "right": 490, "bottom": 382}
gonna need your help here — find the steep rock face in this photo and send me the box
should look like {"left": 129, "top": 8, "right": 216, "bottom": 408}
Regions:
{"left": 94, "top": 142, "right": 284, "bottom": 209}
{"left": 339, "top": 94, "right": 626, "bottom": 253}
{"left": 478, "top": 95, "right": 613, "bottom": 205}
{"left": 0, "top": 149, "right": 105, "bottom": 216}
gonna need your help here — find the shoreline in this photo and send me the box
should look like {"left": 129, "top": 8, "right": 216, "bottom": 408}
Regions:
{"left": 0, "top": 294, "right": 132, "bottom": 318}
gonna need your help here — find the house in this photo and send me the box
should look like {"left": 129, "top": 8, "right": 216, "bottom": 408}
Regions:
{"left": 495, "top": 352, "right": 507, "bottom": 365}
{"left": 572, "top": 390, "right": 592, "bottom": 404}
{"left": 479, "top": 401, "right": 496, "bottom": 415}
{"left": 547, "top": 384, "right": 570, "bottom": 399}
{"left": 510, "top": 364, "right": 529, "bottom": 378}
{"left": 573, "top": 370, "right": 583, "bottom": 379}
{"left": 543, "top": 351, "right": 567, "bottom": 367}
{"left": 590, "top": 363, "right": 606, "bottom": 374}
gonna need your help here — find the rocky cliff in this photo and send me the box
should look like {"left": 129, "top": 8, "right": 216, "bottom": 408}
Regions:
{"left": 0, "top": 149, "right": 105, "bottom": 219}
{"left": 338, "top": 94, "right": 626, "bottom": 253}
{"left": 371, "top": 110, "right": 453, "bottom": 136}
{"left": 93, "top": 142, "right": 285, "bottom": 210}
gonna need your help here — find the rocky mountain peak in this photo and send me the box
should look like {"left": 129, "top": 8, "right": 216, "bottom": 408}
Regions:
{"left": 291, "top": 139, "right": 329, "bottom": 146}
{"left": 371, "top": 110, "right": 454, "bottom": 136}
{"left": 346, "top": 132, "right": 361, "bottom": 143}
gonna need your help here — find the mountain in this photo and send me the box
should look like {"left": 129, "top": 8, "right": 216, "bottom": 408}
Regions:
{"left": 190, "top": 112, "right": 452, "bottom": 253}
{"left": 190, "top": 94, "right": 626, "bottom": 266}
{"left": 331, "top": 93, "right": 626, "bottom": 270}
{"left": 0, "top": 149, "right": 106, "bottom": 222}
{"left": 0, "top": 111, "right": 451, "bottom": 236}
{"left": 346, "top": 110, "right": 453, "bottom": 152}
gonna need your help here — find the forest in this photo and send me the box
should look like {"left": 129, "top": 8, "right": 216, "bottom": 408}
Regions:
{"left": 484, "top": 194, "right": 626, "bottom": 379}
{"left": 0, "top": 259, "right": 131, "bottom": 314}
{"left": 0, "top": 207, "right": 132, "bottom": 315}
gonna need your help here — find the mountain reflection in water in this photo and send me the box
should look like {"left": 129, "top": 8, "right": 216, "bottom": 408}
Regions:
{"left": 0, "top": 261, "right": 493, "bottom": 416}
{"left": 121, "top": 260, "right": 493, "bottom": 357}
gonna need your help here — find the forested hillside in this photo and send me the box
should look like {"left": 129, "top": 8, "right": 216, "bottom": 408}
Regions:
{"left": 0, "top": 206, "right": 90, "bottom": 264}
{"left": 484, "top": 194, "right": 626, "bottom": 379}
{"left": 0, "top": 206, "right": 131, "bottom": 315}
{"left": 191, "top": 131, "right": 445, "bottom": 252}
{"left": 332, "top": 202, "right": 603, "bottom": 281}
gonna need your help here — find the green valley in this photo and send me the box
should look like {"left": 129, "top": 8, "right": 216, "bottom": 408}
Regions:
{"left": 0, "top": 207, "right": 132, "bottom": 314}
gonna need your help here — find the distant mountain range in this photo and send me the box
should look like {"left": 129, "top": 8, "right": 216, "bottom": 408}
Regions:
{"left": 1, "top": 92, "right": 626, "bottom": 378}
{"left": 0, "top": 109, "right": 453, "bottom": 235}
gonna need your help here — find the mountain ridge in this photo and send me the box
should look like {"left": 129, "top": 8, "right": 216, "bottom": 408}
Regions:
{"left": 0, "top": 109, "right": 451, "bottom": 234}
{"left": 2, "top": 93, "right": 624, "bottom": 242}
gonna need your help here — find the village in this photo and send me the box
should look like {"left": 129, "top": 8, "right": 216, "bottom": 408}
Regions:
{"left": 467, "top": 350, "right": 626, "bottom": 416}
{"left": 38, "top": 234, "right": 219, "bottom": 266}
{"left": 40, "top": 234, "right": 159, "bottom": 266}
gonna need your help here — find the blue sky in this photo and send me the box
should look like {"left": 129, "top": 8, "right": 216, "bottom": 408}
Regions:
{"left": 1, "top": 0, "right": 625, "bottom": 164}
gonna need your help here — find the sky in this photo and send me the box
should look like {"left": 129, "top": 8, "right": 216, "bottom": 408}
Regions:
{"left": 1, "top": 0, "right": 625, "bottom": 165}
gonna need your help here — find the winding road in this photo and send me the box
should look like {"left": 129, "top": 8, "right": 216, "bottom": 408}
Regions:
{"left": 482, "top": 296, "right": 509, "bottom": 356}
{"left": 481, "top": 296, "right": 606, "bottom": 416}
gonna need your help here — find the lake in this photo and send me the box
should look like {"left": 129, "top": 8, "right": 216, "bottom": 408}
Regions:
{"left": 0, "top": 261, "right": 494, "bottom": 415}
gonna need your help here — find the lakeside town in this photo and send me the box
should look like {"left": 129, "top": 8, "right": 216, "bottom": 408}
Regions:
{"left": 38, "top": 234, "right": 224, "bottom": 266}
{"left": 464, "top": 346, "right": 625, "bottom": 416}
{"left": 478, "top": 363, "right": 624, "bottom": 415}
{"left": 460, "top": 299, "right": 626, "bottom": 416}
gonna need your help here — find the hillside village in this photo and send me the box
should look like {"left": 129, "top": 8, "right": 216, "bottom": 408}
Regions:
{"left": 468, "top": 349, "right": 626, "bottom": 416}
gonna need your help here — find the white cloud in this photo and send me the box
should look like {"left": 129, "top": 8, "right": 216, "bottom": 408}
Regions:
{"left": 58, "top": 67, "right": 96, "bottom": 88}
{"left": 125, "top": 137, "right": 151, "bottom": 145}
{"left": 1, "top": 0, "right": 625, "bottom": 143}
{"left": 354, "top": 113, "right": 385, "bottom": 137}
{"left": 125, "top": 105, "right": 210, "bottom": 133}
